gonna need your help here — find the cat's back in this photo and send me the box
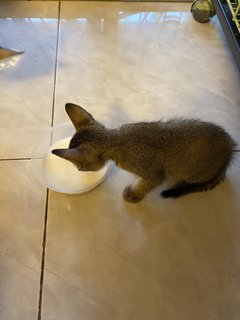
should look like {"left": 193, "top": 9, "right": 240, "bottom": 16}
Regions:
{"left": 119, "top": 118, "right": 235, "bottom": 152}
{"left": 121, "top": 118, "right": 226, "bottom": 134}
{"left": 111, "top": 118, "right": 235, "bottom": 180}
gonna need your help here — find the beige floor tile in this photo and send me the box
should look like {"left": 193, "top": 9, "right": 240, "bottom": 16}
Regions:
{"left": 43, "top": 165, "right": 240, "bottom": 320}
{"left": 0, "top": 160, "right": 46, "bottom": 320}
{"left": 53, "top": 2, "right": 239, "bottom": 139}
{"left": 0, "top": 1, "right": 58, "bottom": 158}
{"left": 42, "top": 3, "right": 240, "bottom": 319}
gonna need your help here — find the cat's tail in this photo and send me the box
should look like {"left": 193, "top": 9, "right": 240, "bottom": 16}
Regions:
{"left": 161, "top": 172, "right": 225, "bottom": 199}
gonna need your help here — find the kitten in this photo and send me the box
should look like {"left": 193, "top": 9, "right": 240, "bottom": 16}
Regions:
{"left": 52, "top": 103, "right": 237, "bottom": 202}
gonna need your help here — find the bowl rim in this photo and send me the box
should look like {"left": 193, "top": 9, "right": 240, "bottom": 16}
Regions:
{"left": 31, "top": 122, "right": 74, "bottom": 160}
{"left": 31, "top": 122, "right": 112, "bottom": 194}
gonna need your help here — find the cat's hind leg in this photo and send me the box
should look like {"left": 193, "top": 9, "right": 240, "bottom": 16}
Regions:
{"left": 123, "top": 178, "right": 162, "bottom": 203}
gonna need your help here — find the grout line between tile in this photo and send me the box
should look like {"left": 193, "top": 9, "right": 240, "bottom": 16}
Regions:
{"left": 37, "top": 3, "right": 61, "bottom": 320}
{"left": 37, "top": 188, "right": 49, "bottom": 320}
{"left": 0, "top": 158, "right": 31, "bottom": 161}
{"left": 51, "top": 1, "right": 61, "bottom": 127}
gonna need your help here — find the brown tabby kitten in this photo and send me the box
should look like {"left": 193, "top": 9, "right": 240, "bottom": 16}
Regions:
{"left": 52, "top": 103, "right": 237, "bottom": 202}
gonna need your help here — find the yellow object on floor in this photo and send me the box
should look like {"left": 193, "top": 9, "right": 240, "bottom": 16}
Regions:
{"left": 0, "top": 46, "right": 23, "bottom": 60}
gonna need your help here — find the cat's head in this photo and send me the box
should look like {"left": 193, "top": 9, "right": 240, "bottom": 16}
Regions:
{"left": 52, "top": 103, "right": 105, "bottom": 171}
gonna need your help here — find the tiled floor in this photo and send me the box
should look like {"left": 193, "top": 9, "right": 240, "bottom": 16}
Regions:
{"left": 0, "top": 1, "right": 240, "bottom": 320}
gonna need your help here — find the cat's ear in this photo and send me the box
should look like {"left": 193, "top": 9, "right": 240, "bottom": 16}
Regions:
{"left": 51, "top": 148, "right": 81, "bottom": 162}
{"left": 65, "top": 103, "right": 95, "bottom": 130}
{"left": 52, "top": 145, "right": 99, "bottom": 163}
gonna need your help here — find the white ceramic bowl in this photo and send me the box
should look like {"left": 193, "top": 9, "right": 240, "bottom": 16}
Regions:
{"left": 31, "top": 123, "right": 111, "bottom": 194}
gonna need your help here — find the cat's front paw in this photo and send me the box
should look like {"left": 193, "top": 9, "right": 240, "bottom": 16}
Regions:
{"left": 123, "top": 185, "right": 143, "bottom": 203}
